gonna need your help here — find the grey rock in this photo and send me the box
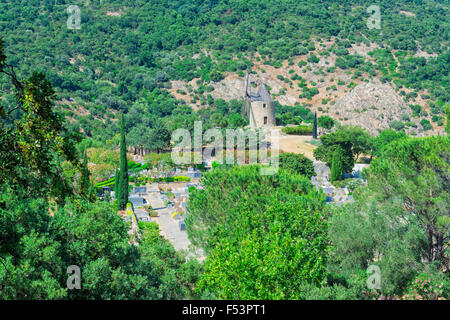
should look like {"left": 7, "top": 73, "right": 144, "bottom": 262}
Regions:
{"left": 330, "top": 82, "right": 411, "bottom": 135}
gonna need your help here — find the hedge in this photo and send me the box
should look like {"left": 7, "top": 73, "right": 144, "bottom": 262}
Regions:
{"left": 96, "top": 174, "right": 191, "bottom": 187}
{"left": 151, "top": 176, "right": 191, "bottom": 183}
{"left": 282, "top": 125, "right": 313, "bottom": 135}
{"left": 96, "top": 177, "right": 115, "bottom": 188}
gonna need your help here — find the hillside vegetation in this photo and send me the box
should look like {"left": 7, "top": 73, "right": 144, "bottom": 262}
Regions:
{"left": 0, "top": 0, "right": 448, "bottom": 143}
{"left": 0, "top": 1, "right": 449, "bottom": 300}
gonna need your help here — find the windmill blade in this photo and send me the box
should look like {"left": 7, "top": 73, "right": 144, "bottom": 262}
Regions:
{"left": 242, "top": 70, "right": 251, "bottom": 118}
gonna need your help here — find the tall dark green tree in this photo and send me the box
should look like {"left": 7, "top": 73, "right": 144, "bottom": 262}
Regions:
{"left": 330, "top": 145, "right": 344, "bottom": 183}
{"left": 313, "top": 112, "right": 318, "bottom": 139}
{"left": 117, "top": 114, "right": 129, "bottom": 210}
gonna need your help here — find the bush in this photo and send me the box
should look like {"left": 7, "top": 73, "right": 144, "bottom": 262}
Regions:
{"left": 401, "top": 114, "right": 410, "bottom": 121}
{"left": 152, "top": 176, "right": 191, "bottom": 183}
{"left": 279, "top": 153, "right": 315, "bottom": 179}
{"left": 346, "top": 179, "right": 364, "bottom": 192}
{"left": 410, "top": 104, "right": 422, "bottom": 117}
{"left": 138, "top": 221, "right": 160, "bottom": 234}
{"left": 389, "top": 120, "right": 405, "bottom": 131}
{"left": 173, "top": 175, "right": 191, "bottom": 182}
{"left": 95, "top": 177, "right": 115, "bottom": 188}
{"left": 318, "top": 115, "right": 335, "bottom": 129}
{"left": 282, "top": 125, "right": 313, "bottom": 135}
{"left": 420, "top": 119, "right": 432, "bottom": 131}
{"left": 405, "top": 270, "right": 449, "bottom": 300}
{"left": 298, "top": 60, "right": 307, "bottom": 67}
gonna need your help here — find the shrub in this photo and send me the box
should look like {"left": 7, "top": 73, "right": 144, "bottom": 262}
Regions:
{"left": 282, "top": 125, "right": 313, "bottom": 135}
{"left": 346, "top": 179, "right": 364, "bottom": 192}
{"left": 431, "top": 115, "right": 442, "bottom": 123}
{"left": 420, "top": 119, "right": 432, "bottom": 131}
{"left": 401, "top": 114, "right": 410, "bottom": 121}
{"left": 405, "top": 272, "right": 448, "bottom": 300}
{"left": 410, "top": 104, "right": 422, "bottom": 117}
{"left": 318, "top": 115, "right": 335, "bottom": 129}
{"left": 138, "top": 221, "right": 160, "bottom": 234}
{"left": 173, "top": 175, "right": 191, "bottom": 182}
{"left": 279, "top": 153, "right": 315, "bottom": 179}
{"left": 297, "top": 60, "right": 307, "bottom": 67}
{"left": 389, "top": 120, "right": 405, "bottom": 131}
{"left": 95, "top": 177, "right": 115, "bottom": 188}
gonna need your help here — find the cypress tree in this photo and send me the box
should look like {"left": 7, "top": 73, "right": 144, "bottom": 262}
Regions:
{"left": 330, "top": 145, "right": 344, "bottom": 184}
{"left": 118, "top": 114, "right": 129, "bottom": 210}
{"left": 313, "top": 112, "right": 318, "bottom": 139}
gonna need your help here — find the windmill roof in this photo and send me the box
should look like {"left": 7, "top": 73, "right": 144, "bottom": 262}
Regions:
{"left": 250, "top": 83, "right": 273, "bottom": 102}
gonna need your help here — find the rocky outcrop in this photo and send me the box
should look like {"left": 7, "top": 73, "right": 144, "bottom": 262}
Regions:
{"left": 330, "top": 82, "right": 411, "bottom": 135}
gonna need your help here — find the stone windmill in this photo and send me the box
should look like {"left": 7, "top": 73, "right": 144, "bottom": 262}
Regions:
{"left": 242, "top": 71, "right": 276, "bottom": 129}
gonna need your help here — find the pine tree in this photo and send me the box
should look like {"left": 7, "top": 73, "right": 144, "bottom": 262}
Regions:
{"left": 118, "top": 114, "right": 129, "bottom": 210}
{"left": 330, "top": 146, "right": 344, "bottom": 184}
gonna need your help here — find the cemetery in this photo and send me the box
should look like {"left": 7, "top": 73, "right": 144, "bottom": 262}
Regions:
{"left": 311, "top": 162, "right": 368, "bottom": 205}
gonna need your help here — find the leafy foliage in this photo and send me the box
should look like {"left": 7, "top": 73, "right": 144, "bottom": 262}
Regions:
{"left": 318, "top": 115, "right": 335, "bottom": 130}
{"left": 279, "top": 152, "right": 315, "bottom": 179}
{"left": 117, "top": 114, "right": 129, "bottom": 210}
{"left": 365, "top": 136, "right": 449, "bottom": 267}
{"left": 314, "top": 125, "right": 372, "bottom": 173}
{"left": 0, "top": 43, "right": 199, "bottom": 299}
{"left": 371, "top": 129, "right": 407, "bottom": 158}
{"left": 186, "top": 165, "right": 329, "bottom": 299}
{"left": 330, "top": 146, "right": 344, "bottom": 183}
{"left": 328, "top": 135, "right": 449, "bottom": 298}
{"left": 282, "top": 125, "right": 313, "bottom": 135}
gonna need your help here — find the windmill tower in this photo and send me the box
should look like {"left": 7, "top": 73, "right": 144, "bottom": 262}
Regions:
{"left": 242, "top": 71, "right": 276, "bottom": 129}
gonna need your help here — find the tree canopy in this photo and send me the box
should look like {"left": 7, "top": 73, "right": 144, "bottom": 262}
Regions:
{"left": 186, "top": 165, "right": 329, "bottom": 299}
{"left": 328, "top": 135, "right": 449, "bottom": 297}
{"left": 0, "top": 42, "right": 200, "bottom": 300}
{"left": 313, "top": 125, "right": 372, "bottom": 173}
{"left": 279, "top": 152, "right": 315, "bottom": 179}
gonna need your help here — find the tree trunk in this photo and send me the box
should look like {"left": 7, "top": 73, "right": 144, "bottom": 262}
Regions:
{"left": 427, "top": 225, "right": 433, "bottom": 263}
{"left": 436, "top": 233, "right": 443, "bottom": 261}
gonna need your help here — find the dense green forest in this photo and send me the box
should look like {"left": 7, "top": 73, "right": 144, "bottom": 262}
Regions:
{"left": 0, "top": 40, "right": 201, "bottom": 299}
{"left": 1, "top": 36, "right": 449, "bottom": 299}
{"left": 0, "top": 0, "right": 449, "bottom": 300}
{"left": 0, "top": 0, "right": 448, "bottom": 145}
